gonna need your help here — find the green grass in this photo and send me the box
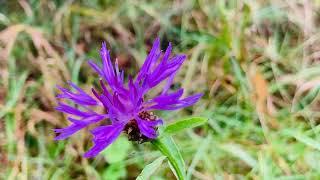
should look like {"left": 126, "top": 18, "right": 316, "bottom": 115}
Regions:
{"left": 1, "top": 0, "right": 320, "bottom": 179}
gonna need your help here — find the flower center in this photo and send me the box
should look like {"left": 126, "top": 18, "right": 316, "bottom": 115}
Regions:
{"left": 123, "top": 111, "right": 157, "bottom": 143}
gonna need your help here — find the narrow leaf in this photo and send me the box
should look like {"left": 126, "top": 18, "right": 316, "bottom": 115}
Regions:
{"left": 0, "top": 71, "right": 28, "bottom": 119}
{"left": 285, "top": 130, "right": 320, "bottom": 151}
{"left": 229, "top": 57, "right": 249, "bottom": 96}
{"left": 151, "top": 137, "right": 186, "bottom": 180}
{"left": 220, "top": 143, "right": 257, "bottom": 167}
{"left": 163, "top": 117, "right": 208, "bottom": 136}
{"left": 186, "top": 135, "right": 212, "bottom": 180}
{"left": 136, "top": 156, "right": 166, "bottom": 180}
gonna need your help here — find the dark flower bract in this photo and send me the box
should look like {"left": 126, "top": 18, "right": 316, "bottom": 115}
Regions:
{"left": 54, "top": 38, "right": 202, "bottom": 158}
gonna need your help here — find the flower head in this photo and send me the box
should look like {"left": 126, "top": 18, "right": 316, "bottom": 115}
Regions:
{"left": 54, "top": 38, "right": 202, "bottom": 158}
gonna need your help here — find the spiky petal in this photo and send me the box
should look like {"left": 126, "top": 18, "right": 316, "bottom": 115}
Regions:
{"left": 54, "top": 38, "right": 203, "bottom": 157}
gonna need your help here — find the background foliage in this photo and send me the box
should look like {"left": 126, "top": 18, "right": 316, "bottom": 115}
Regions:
{"left": 1, "top": 0, "right": 320, "bottom": 179}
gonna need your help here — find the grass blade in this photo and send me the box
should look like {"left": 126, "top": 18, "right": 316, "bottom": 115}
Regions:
{"left": 229, "top": 57, "right": 249, "bottom": 97}
{"left": 162, "top": 117, "right": 208, "bottom": 136}
{"left": 220, "top": 143, "right": 257, "bottom": 167}
{"left": 285, "top": 130, "right": 320, "bottom": 151}
{"left": 151, "top": 137, "right": 186, "bottom": 180}
{"left": 136, "top": 156, "right": 166, "bottom": 180}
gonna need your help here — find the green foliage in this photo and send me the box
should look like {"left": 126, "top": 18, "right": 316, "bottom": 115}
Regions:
{"left": 136, "top": 156, "right": 166, "bottom": 180}
{"left": 162, "top": 117, "right": 208, "bottom": 136}
{"left": 102, "top": 135, "right": 132, "bottom": 163}
{"left": 1, "top": 0, "right": 320, "bottom": 179}
{"left": 102, "top": 164, "right": 127, "bottom": 180}
{"left": 152, "top": 137, "right": 186, "bottom": 180}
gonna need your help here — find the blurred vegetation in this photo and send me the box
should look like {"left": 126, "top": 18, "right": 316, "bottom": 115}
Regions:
{"left": 1, "top": 0, "right": 320, "bottom": 179}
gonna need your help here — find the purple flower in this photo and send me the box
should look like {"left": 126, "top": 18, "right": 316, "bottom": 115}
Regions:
{"left": 54, "top": 38, "right": 202, "bottom": 158}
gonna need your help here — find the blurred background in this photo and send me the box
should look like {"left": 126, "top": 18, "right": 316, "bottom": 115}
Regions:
{"left": 1, "top": 0, "right": 320, "bottom": 179}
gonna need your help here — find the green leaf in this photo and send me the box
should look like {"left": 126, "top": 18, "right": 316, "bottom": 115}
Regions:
{"left": 162, "top": 117, "right": 208, "bottom": 136}
{"left": 102, "top": 135, "right": 132, "bottom": 163}
{"left": 186, "top": 135, "right": 212, "bottom": 180}
{"left": 0, "top": 70, "right": 28, "bottom": 119}
{"left": 102, "top": 163, "right": 126, "bottom": 180}
{"left": 151, "top": 137, "right": 186, "bottom": 180}
{"left": 136, "top": 156, "right": 166, "bottom": 180}
{"left": 229, "top": 57, "right": 250, "bottom": 97}
{"left": 284, "top": 130, "right": 320, "bottom": 151}
{"left": 258, "top": 152, "right": 274, "bottom": 180}
{"left": 220, "top": 143, "right": 257, "bottom": 167}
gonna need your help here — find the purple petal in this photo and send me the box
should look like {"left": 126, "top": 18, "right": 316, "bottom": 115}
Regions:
{"left": 56, "top": 82, "right": 98, "bottom": 106}
{"left": 113, "top": 93, "right": 126, "bottom": 113}
{"left": 88, "top": 60, "right": 104, "bottom": 77}
{"left": 136, "top": 37, "right": 160, "bottom": 82}
{"left": 54, "top": 37, "right": 204, "bottom": 152}
{"left": 147, "top": 93, "right": 203, "bottom": 110}
{"left": 136, "top": 116, "right": 163, "bottom": 139}
{"left": 55, "top": 102, "right": 92, "bottom": 117}
{"left": 147, "top": 55, "right": 186, "bottom": 88}
{"left": 54, "top": 124, "right": 86, "bottom": 140}
{"left": 162, "top": 43, "right": 172, "bottom": 64}
{"left": 128, "top": 76, "right": 140, "bottom": 105}
{"left": 92, "top": 88, "right": 111, "bottom": 110}
{"left": 115, "top": 59, "right": 123, "bottom": 83}
{"left": 83, "top": 122, "right": 125, "bottom": 158}
{"left": 54, "top": 115, "right": 105, "bottom": 140}
{"left": 99, "top": 80, "right": 113, "bottom": 100}
{"left": 134, "top": 39, "right": 187, "bottom": 97}
{"left": 101, "top": 42, "right": 116, "bottom": 84}
{"left": 162, "top": 71, "right": 176, "bottom": 94}
{"left": 151, "top": 89, "right": 184, "bottom": 104}
{"left": 89, "top": 57, "right": 127, "bottom": 96}
{"left": 68, "top": 81, "right": 86, "bottom": 93}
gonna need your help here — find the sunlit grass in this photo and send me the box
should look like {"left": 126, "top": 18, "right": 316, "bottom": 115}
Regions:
{"left": 1, "top": 0, "right": 320, "bottom": 179}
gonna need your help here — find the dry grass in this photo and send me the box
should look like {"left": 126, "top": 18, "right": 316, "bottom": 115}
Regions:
{"left": 1, "top": 0, "right": 320, "bottom": 179}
